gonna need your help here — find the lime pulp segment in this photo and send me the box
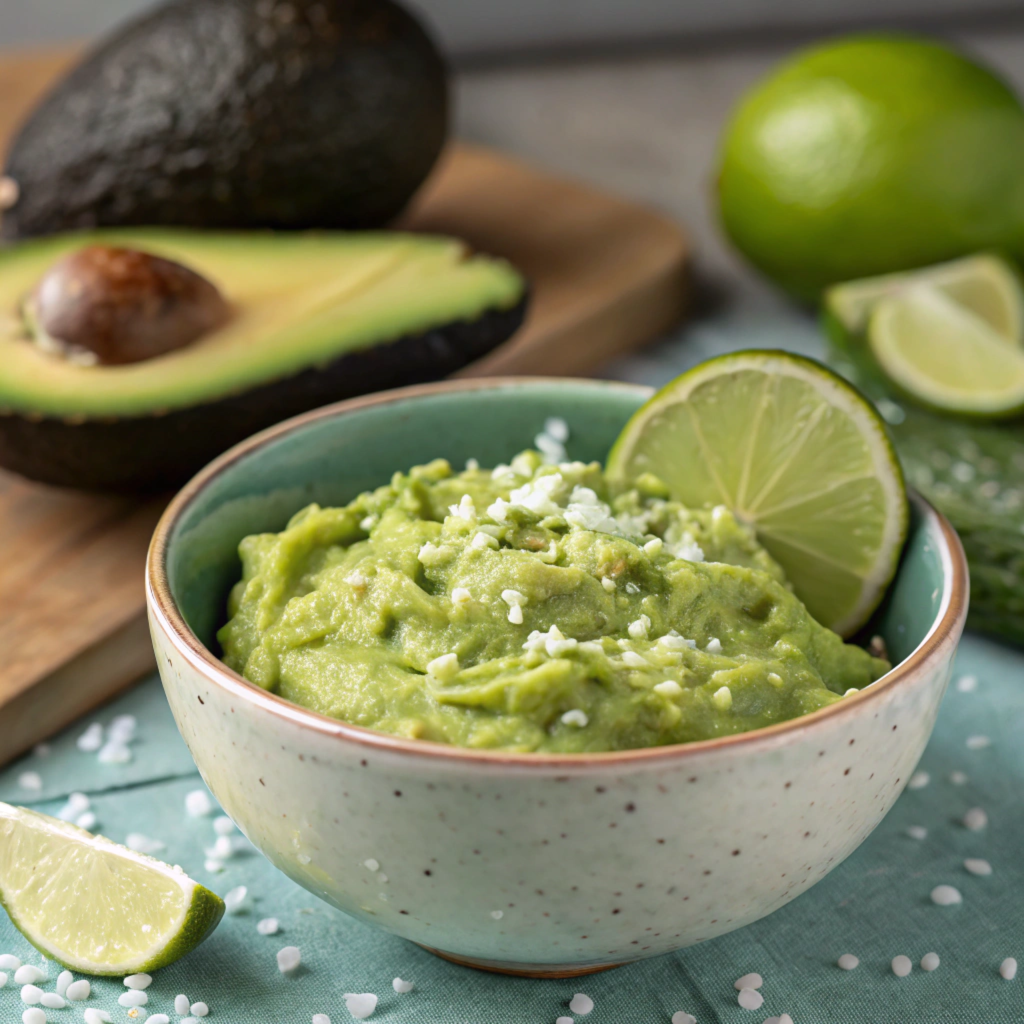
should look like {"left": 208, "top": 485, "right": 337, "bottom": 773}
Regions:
{"left": 869, "top": 286, "right": 1024, "bottom": 417}
{"left": 0, "top": 802, "right": 223, "bottom": 975}
{"left": 825, "top": 253, "right": 1024, "bottom": 343}
{"left": 607, "top": 352, "right": 908, "bottom": 636}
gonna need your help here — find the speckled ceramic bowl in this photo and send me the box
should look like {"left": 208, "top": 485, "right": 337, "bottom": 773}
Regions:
{"left": 147, "top": 377, "right": 967, "bottom": 977}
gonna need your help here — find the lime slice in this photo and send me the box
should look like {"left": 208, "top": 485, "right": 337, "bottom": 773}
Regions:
{"left": 825, "top": 253, "right": 1024, "bottom": 343}
{"left": 607, "top": 351, "right": 908, "bottom": 636}
{"left": 0, "top": 802, "right": 224, "bottom": 975}
{"left": 868, "top": 286, "right": 1024, "bottom": 418}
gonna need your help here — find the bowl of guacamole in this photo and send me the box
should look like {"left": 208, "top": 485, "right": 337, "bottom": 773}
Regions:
{"left": 148, "top": 377, "right": 967, "bottom": 976}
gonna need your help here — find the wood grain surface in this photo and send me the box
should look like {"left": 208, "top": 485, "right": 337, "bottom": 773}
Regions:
{"left": 0, "top": 47, "right": 690, "bottom": 765}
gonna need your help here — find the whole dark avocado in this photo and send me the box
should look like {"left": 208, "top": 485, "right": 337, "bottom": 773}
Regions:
{"left": 1, "top": 0, "right": 448, "bottom": 238}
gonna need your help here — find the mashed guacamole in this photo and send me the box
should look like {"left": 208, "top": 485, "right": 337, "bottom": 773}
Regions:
{"left": 218, "top": 452, "right": 889, "bottom": 752}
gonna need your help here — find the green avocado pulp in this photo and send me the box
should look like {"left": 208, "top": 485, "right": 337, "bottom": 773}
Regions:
{"left": 217, "top": 452, "right": 890, "bottom": 752}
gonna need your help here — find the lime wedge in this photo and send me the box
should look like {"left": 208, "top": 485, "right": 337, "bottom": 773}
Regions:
{"left": 0, "top": 802, "right": 224, "bottom": 975}
{"left": 607, "top": 351, "right": 908, "bottom": 636}
{"left": 825, "top": 253, "right": 1024, "bottom": 343}
{"left": 868, "top": 286, "right": 1024, "bottom": 418}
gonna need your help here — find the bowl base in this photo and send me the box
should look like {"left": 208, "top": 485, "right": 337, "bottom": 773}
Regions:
{"left": 419, "top": 944, "right": 625, "bottom": 978}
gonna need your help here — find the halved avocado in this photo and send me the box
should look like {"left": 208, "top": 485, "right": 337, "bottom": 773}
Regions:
{"left": 0, "top": 229, "right": 526, "bottom": 491}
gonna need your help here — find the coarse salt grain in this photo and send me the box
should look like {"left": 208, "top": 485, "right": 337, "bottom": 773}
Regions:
{"left": 66, "top": 979, "right": 90, "bottom": 1000}
{"left": 966, "top": 735, "right": 992, "bottom": 750}
{"left": 346, "top": 571, "right": 369, "bottom": 591}
{"left": 175, "top": 994, "right": 191, "bottom": 1014}
{"left": 737, "top": 988, "right": 763, "bottom": 1010}
{"left": 124, "top": 973, "right": 152, "bottom": 990}
{"left": 108, "top": 714, "right": 137, "bottom": 741}
{"left": 908, "top": 770, "right": 930, "bottom": 789}
{"left": 118, "top": 990, "right": 148, "bottom": 1006}
{"left": 964, "top": 807, "right": 988, "bottom": 831}
{"left": 14, "top": 966, "right": 45, "bottom": 985}
{"left": 920, "top": 952, "right": 940, "bottom": 971}
{"left": 77, "top": 723, "right": 104, "bottom": 752}
{"left": 654, "top": 680, "right": 683, "bottom": 697}
{"left": 277, "top": 946, "right": 301, "bottom": 973}
{"left": 344, "top": 993, "right": 378, "bottom": 1019}
{"left": 76, "top": 811, "right": 97, "bottom": 830}
{"left": 58, "top": 793, "right": 90, "bottom": 820}
{"left": 224, "top": 885, "right": 247, "bottom": 913}
{"left": 84, "top": 1011, "right": 112, "bottom": 1024}
{"left": 712, "top": 685, "right": 733, "bottom": 711}
{"left": 185, "top": 790, "right": 214, "bottom": 817}
{"left": 426, "top": 653, "right": 459, "bottom": 681}
{"left": 544, "top": 417, "right": 570, "bottom": 442}
{"left": 363, "top": 858, "right": 380, "bottom": 871}
{"left": 392, "top": 978, "right": 414, "bottom": 993}
{"left": 931, "top": 885, "right": 962, "bottom": 906}
{"left": 965, "top": 858, "right": 993, "bottom": 876}
{"left": 214, "top": 815, "right": 236, "bottom": 836}
{"left": 22, "top": 1009, "right": 45, "bottom": 1024}
{"left": 0, "top": 954, "right": 21, "bottom": 970}
{"left": 671, "top": 1014, "right": 697, "bottom": 1024}
{"left": 734, "top": 973, "right": 763, "bottom": 990}
{"left": 204, "top": 858, "right": 224, "bottom": 873}
{"left": 21, "top": 984, "right": 43, "bottom": 1003}
{"left": 601, "top": 576, "right": 616, "bottom": 592}
{"left": 956, "top": 674, "right": 978, "bottom": 692}
{"left": 891, "top": 955, "right": 912, "bottom": 977}
{"left": 837, "top": 953, "right": 859, "bottom": 970}
{"left": 906, "top": 826, "right": 928, "bottom": 840}
{"left": 705, "top": 637, "right": 722, "bottom": 654}
{"left": 40, "top": 992, "right": 65, "bottom": 1008}
{"left": 561, "top": 709, "right": 588, "bottom": 728}
{"left": 451, "top": 587, "right": 472, "bottom": 606}
{"left": 313, "top": 1016, "right": 331, "bottom": 1024}
{"left": 765, "top": 1016, "right": 794, "bottom": 1024}
{"left": 98, "top": 741, "right": 132, "bottom": 764}
{"left": 508, "top": 604, "right": 524, "bottom": 624}
{"left": 569, "top": 993, "right": 594, "bottom": 1015}
{"left": 17, "top": 772, "right": 41, "bottom": 791}
{"left": 490, "top": 910, "right": 503, "bottom": 920}
{"left": 556, "top": 1018, "right": 574, "bottom": 1024}
{"left": 628, "top": 615, "right": 651, "bottom": 639}
{"left": 1000, "top": 957, "right": 1018, "bottom": 980}
{"left": 257, "top": 917, "right": 280, "bottom": 935}
{"left": 126, "top": 833, "right": 166, "bottom": 854}
{"left": 191, "top": 1002, "right": 209, "bottom": 1016}
{"left": 0, "top": 972, "right": 6, "bottom": 987}
{"left": 148, "top": 1017, "right": 171, "bottom": 1024}
{"left": 949, "top": 771, "right": 968, "bottom": 785}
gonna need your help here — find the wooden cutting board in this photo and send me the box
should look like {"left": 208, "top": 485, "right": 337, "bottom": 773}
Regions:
{"left": 0, "top": 47, "right": 690, "bottom": 766}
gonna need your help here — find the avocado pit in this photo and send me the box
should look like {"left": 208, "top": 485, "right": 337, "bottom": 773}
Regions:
{"left": 25, "top": 245, "right": 231, "bottom": 365}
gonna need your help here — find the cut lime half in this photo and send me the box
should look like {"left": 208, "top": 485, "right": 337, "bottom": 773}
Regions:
{"left": 868, "top": 286, "right": 1024, "bottom": 418}
{"left": 0, "top": 802, "right": 224, "bottom": 975}
{"left": 607, "top": 351, "right": 908, "bottom": 636}
{"left": 825, "top": 253, "right": 1024, "bottom": 343}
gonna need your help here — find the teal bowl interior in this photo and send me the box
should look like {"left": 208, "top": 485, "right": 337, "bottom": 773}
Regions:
{"left": 165, "top": 379, "right": 946, "bottom": 673}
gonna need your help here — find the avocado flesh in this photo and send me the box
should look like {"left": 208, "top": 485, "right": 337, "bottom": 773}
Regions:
{"left": 0, "top": 230, "right": 523, "bottom": 418}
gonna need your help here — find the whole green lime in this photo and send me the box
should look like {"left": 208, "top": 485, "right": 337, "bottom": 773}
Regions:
{"left": 717, "top": 35, "right": 1024, "bottom": 300}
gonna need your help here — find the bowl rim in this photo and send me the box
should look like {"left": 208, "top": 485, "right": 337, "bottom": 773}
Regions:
{"left": 147, "top": 375, "right": 969, "bottom": 769}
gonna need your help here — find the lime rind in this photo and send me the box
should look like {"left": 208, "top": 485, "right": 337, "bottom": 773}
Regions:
{"left": 0, "top": 802, "right": 224, "bottom": 976}
{"left": 608, "top": 350, "right": 908, "bottom": 636}
{"left": 868, "top": 286, "right": 1024, "bottom": 418}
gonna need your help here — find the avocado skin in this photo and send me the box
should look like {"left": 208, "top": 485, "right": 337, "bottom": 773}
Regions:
{"left": 1, "top": 0, "right": 447, "bottom": 239}
{"left": 0, "top": 299, "right": 525, "bottom": 492}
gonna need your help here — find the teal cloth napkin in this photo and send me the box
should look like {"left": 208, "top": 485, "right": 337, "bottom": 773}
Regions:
{"left": 2, "top": 312, "right": 1021, "bottom": 1022}
{"left": 1, "top": 634, "right": 1021, "bottom": 1024}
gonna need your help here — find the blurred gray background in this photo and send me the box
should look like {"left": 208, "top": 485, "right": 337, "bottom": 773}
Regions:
{"left": 2, "top": 0, "right": 1023, "bottom": 55}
